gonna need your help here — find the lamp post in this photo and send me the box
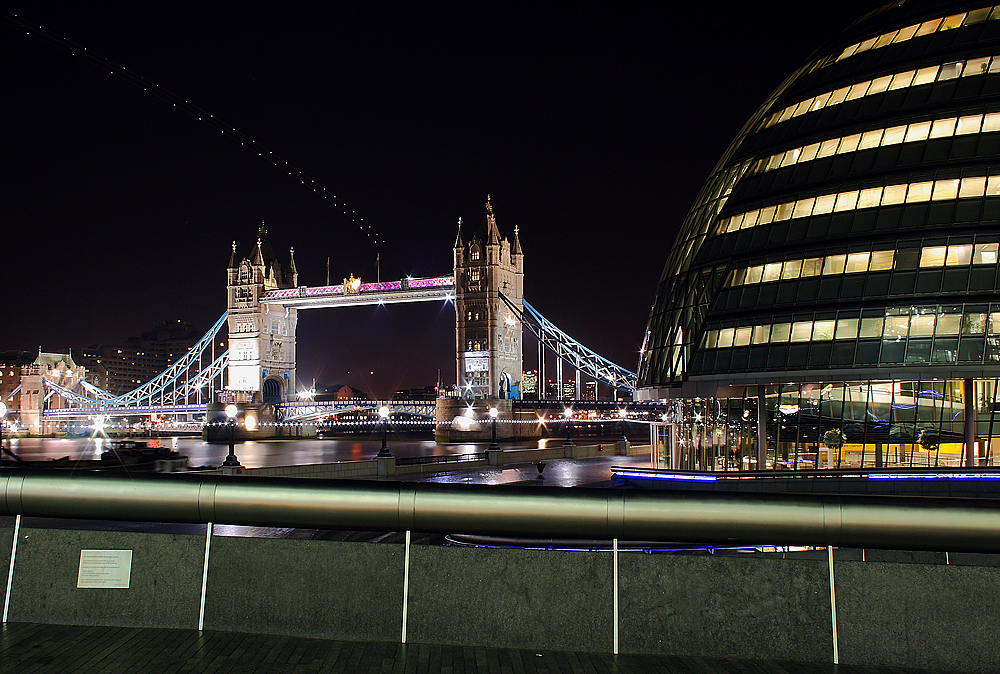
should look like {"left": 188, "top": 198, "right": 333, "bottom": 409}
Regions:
{"left": 563, "top": 407, "right": 574, "bottom": 447}
{"left": 222, "top": 404, "right": 242, "bottom": 468}
{"left": 377, "top": 405, "right": 392, "bottom": 457}
{"left": 618, "top": 407, "right": 628, "bottom": 441}
{"left": 0, "top": 402, "right": 6, "bottom": 463}
{"left": 489, "top": 407, "right": 500, "bottom": 451}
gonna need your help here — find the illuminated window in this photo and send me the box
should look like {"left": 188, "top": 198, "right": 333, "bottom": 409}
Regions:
{"left": 921, "top": 247, "right": 947, "bottom": 267}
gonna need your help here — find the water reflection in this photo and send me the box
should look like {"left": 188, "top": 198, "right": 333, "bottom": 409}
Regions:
{"left": 4, "top": 435, "right": 567, "bottom": 469}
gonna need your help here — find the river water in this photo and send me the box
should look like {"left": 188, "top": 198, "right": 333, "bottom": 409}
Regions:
{"left": 3, "top": 434, "right": 618, "bottom": 469}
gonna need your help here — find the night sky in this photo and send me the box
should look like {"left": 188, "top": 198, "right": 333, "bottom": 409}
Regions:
{"left": 3, "top": 3, "right": 873, "bottom": 398}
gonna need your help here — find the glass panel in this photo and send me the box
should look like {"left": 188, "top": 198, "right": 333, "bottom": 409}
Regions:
{"left": 929, "top": 117, "right": 957, "bottom": 138}
{"left": 956, "top": 114, "right": 984, "bottom": 135}
{"left": 894, "top": 24, "right": 921, "bottom": 41}
{"left": 946, "top": 244, "right": 973, "bottom": 265}
{"left": 745, "top": 265, "right": 765, "bottom": 284}
{"left": 824, "top": 254, "right": 847, "bottom": 275}
{"left": 810, "top": 93, "right": 832, "bottom": 112}
{"left": 752, "top": 325, "right": 770, "bottom": 344}
{"left": 939, "top": 13, "right": 967, "bottom": 30}
{"left": 984, "top": 112, "right": 1000, "bottom": 133}
{"left": 965, "top": 57, "right": 991, "bottom": 76}
{"left": 791, "top": 322, "right": 813, "bottom": 342}
{"left": 780, "top": 149, "right": 799, "bottom": 168}
{"left": 881, "top": 184, "right": 908, "bottom": 205}
{"left": 988, "top": 176, "right": 1000, "bottom": 195}
{"left": 855, "top": 36, "right": 879, "bottom": 52}
{"left": 936, "top": 313, "right": 962, "bottom": 335}
{"left": 770, "top": 323, "right": 791, "bottom": 343}
{"left": 860, "top": 317, "right": 884, "bottom": 338}
{"left": 914, "top": 18, "right": 943, "bottom": 36}
{"left": 912, "top": 66, "right": 941, "bottom": 86}
{"left": 718, "top": 328, "right": 735, "bottom": 348}
{"left": 905, "top": 181, "right": 934, "bottom": 203}
{"left": 881, "top": 125, "right": 907, "bottom": 146}
{"left": 835, "top": 190, "right": 859, "bottom": 212}
{"left": 705, "top": 330, "right": 719, "bottom": 349}
{"left": 827, "top": 87, "right": 850, "bottom": 106}
{"left": 858, "top": 187, "right": 883, "bottom": 209}
{"left": 895, "top": 249, "right": 920, "bottom": 268}
{"left": 846, "top": 252, "right": 871, "bottom": 274}
{"left": 800, "top": 258, "right": 824, "bottom": 277}
{"left": 991, "top": 313, "right": 1000, "bottom": 334}
{"left": 873, "top": 31, "right": 898, "bottom": 49}
{"left": 963, "top": 313, "right": 988, "bottom": 334}
{"left": 781, "top": 259, "right": 803, "bottom": 279}
{"left": 910, "top": 313, "right": 936, "bottom": 336}
{"left": 792, "top": 198, "right": 815, "bottom": 219}
{"left": 846, "top": 81, "right": 871, "bottom": 101}
{"left": 867, "top": 75, "right": 892, "bottom": 95}
{"left": 757, "top": 205, "right": 775, "bottom": 225}
{"left": 813, "top": 320, "right": 836, "bottom": 340}
{"left": 799, "top": 143, "right": 820, "bottom": 162}
{"left": 932, "top": 179, "right": 960, "bottom": 201}
{"left": 974, "top": 243, "right": 999, "bottom": 264}
{"left": 792, "top": 99, "right": 813, "bottom": 118}
{"left": 762, "top": 262, "right": 782, "bottom": 283}
{"left": 959, "top": 176, "right": 987, "bottom": 198}
{"left": 836, "top": 318, "right": 859, "bottom": 339}
{"left": 921, "top": 246, "right": 947, "bottom": 267}
{"left": 838, "top": 134, "right": 862, "bottom": 153}
{"left": 818, "top": 138, "right": 840, "bottom": 158}
{"left": 767, "top": 154, "right": 784, "bottom": 171}
{"left": 838, "top": 44, "right": 860, "bottom": 61}
{"left": 734, "top": 327, "right": 752, "bottom": 347}
{"left": 813, "top": 194, "right": 837, "bottom": 214}
{"left": 965, "top": 8, "right": 992, "bottom": 24}
{"left": 937, "top": 62, "right": 965, "bottom": 80}
{"left": 859, "top": 129, "right": 884, "bottom": 150}
{"left": 884, "top": 315, "right": 910, "bottom": 338}
{"left": 904, "top": 120, "right": 932, "bottom": 142}
{"left": 889, "top": 70, "right": 916, "bottom": 90}
{"left": 870, "top": 250, "right": 894, "bottom": 271}
{"left": 775, "top": 202, "right": 795, "bottom": 221}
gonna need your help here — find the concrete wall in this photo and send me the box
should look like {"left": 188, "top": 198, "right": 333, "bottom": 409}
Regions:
{"left": 5, "top": 523, "right": 1000, "bottom": 673}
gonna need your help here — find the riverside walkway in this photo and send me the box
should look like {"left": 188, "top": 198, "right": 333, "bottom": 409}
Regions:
{"left": 0, "top": 623, "right": 945, "bottom": 674}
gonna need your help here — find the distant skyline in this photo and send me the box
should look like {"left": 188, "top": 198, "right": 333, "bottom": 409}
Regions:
{"left": 2, "top": 3, "right": 873, "bottom": 397}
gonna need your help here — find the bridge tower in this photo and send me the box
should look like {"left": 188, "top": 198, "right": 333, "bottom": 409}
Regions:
{"left": 226, "top": 224, "right": 298, "bottom": 403}
{"left": 454, "top": 196, "right": 524, "bottom": 399}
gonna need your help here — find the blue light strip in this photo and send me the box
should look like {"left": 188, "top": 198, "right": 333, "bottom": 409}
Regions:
{"left": 613, "top": 470, "right": 717, "bottom": 482}
{"left": 867, "top": 472, "right": 1000, "bottom": 480}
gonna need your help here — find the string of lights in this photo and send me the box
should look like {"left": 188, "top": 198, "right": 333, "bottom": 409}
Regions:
{"left": 3, "top": 13, "right": 383, "bottom": 245}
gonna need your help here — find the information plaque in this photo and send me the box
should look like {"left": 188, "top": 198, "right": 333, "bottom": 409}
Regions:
{"left": 77, "top": 549, "right": 133, "bottom": 588}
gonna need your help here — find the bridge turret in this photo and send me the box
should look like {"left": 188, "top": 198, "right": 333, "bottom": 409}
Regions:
{"left": 454, "top": 196, "right": 524, "bottom": 400}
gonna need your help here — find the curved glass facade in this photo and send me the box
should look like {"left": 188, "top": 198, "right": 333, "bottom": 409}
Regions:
{"left": 638, "top": 1, "right": 1000, "bottom": 469}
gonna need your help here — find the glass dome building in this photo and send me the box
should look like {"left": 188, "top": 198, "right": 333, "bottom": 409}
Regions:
{"left": 638, "top": 1, "right": 1000, "bottom": 471}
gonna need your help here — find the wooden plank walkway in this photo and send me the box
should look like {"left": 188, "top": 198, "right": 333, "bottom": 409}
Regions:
{"left": 0, "top": 623, "right": 943, "bottom": 674}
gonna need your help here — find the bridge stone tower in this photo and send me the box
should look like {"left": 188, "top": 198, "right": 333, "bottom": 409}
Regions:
{"left": 454, "top": 196, "right": 524, "bottom": 399}
{"left": 226, "top": 224, "right": 298, "bottom": 403}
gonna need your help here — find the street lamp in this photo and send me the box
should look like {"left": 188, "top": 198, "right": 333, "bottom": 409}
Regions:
{"left": 0, "top": 402, "right": 6, "bottom": 463}
{"left": 563, "top": 407, "right": 574, "bottom": 446}
{"left": 489, "top": 406, "right": 500, "bottom": 451}
{"left": 222, "top": 404, "right": 242, "bottom": 468}
{"left": 618, "top": 408, "right": 628, "bottom": 441}
{"left": 377, "top": 405, "right": 392, "bottom": 457}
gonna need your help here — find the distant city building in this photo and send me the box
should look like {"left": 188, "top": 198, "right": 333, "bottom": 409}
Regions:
{"left": 638, "top": 0, "right": 1000, "bottom": 470}
{"left": 315, "top": 385, "right": 367, "bottom": 401}
{"left": 78, "top": 319, "right": 203, "bottom": 395}
{"left": 20, "top": 351, "right": 88, "bottom": 434}
{"left": 521, "top": 370, "right": 538, "bottom": 397}
{"left": 0, "top": 350, "right": 32, "bottom": 419}
{"left": 583, "top": 381, "right": 597, "bottom": 401}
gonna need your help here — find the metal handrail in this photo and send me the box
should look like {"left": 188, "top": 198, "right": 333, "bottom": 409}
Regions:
{"left": 3, "top": 472, "right": 1000, "bottom": 552}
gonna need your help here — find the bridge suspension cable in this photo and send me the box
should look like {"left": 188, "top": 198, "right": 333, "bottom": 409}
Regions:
{"left": 500, "top": 294, "right": 637, "bottom": 394}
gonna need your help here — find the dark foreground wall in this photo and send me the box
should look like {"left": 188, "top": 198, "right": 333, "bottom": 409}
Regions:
{"left": 2, "top": 520, "right": 999, "bottom": 673}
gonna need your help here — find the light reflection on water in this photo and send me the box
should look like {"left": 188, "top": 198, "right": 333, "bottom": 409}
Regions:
{"left": 4, "top": 435, "right": 561, "bottom": 469}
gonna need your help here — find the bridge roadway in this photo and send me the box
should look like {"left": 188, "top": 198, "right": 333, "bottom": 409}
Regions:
{"left": 0, "top": 622, "right": 938, "bottom": 674}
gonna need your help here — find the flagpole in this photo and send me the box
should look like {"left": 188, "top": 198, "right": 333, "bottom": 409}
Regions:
{"left": 377, "top": 252, "right": 380, "bottom": 283}
{"left": 326, "top": 257, "right": 330, "bottom": 286}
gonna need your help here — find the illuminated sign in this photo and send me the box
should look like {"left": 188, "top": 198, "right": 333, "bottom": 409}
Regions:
{"left": 464, "top": 351, "right": 488, "bottom": 372}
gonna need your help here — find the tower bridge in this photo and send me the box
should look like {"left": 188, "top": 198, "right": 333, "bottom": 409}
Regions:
{"left": 26, "top": 197, "right": 637, "bottom": 435}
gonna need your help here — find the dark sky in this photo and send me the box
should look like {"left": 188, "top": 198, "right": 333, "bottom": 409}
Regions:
{"left": 2, "top": 3, "right": 873, "bottom": 398}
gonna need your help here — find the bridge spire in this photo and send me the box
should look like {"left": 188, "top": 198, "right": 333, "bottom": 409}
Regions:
{"left": 512, "top": 224, "right": 522, "bottom": 257}
{"left": 228, "top": 241, "right": 238, "bottom": 269}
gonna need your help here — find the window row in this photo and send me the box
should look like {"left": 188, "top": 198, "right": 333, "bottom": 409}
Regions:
{"left": 750, "top": 111, "right": 1000, "bottom": 177}
{"left": 835, "top": 7, "right": 1000, "bottom": 66}
{"left": 702, "top": 308, "right": 1000, "bottom": 349}
{"left": 718, "top": 174, "right": 1000, "bottom": 235}
{"left": 726, "top": 243, "right": 1000, "bottom": 288}
{"left": 760, "top": 53, "right": 1000, "bottom": 132}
